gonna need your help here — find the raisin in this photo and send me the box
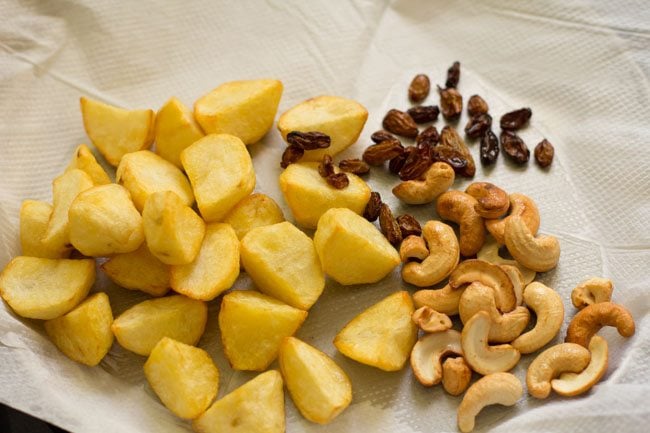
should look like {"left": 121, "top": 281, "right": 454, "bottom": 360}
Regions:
{"left": 280, "top": 145, "right": 304, "bottom": 168}
{"left": 534, "top": 139, "right": 554, "bottom": 168}
{"left": 445, "top": 61, "right": 461, "bottom": 88}
{"left": 431, "top": 146, "right": 469, "bottom": 172}
{"left": 379, "top": 203, "right": 402, "bottom": 246}
{"left": 287, "top": 131, "right": 331, "bottom": 150}
{"left": 500, "top": 108, "right": 532, "bottom": 131}
{"left": 326, "top": 173, "right": 349, "bottom": 189}
{"left": 389, "top": 149, "right": 410, "bottom": 174}
{"left": 363, "top": 192, "right": 382, "bottom": 222}
{"left": 407, "top": 105, "right": 440, "bottom": 124}
{"left": 399, "top": 148, "right": 431, "bottom": 181}
{"left": 338, "top": 158, "right": 370, "bottom": 175}
{"left": 318, "top": 154, "right": 335, "bottom": 177}
{"left": 416, "top": 126, "right": 440, "bottom": 147}
{"left": 371, "top": 130, "right": 398, "bottom": 144}
{"left": 480, "top": 129, "right": 499, "bottom": 165}
{"left": 409, "top": 74, "right": 431, "bottom": 103}
{"left": 438, "top": 86, "right": 463, "bottom": 120}
{"left": 500, "top": 130, "right": 530, "bottom": 164}
{"left": 382, "top": 109, "right": 419, "bottom": 139}
{"left": 464, "top": 113, "right": 492, "bottom": 139}
{"left": 467, "top": 95, "right": 489, "bottom": 116}
{"left": 397, "top": 214, "right": 422, "bottom": 238}
{"left": 362, "top": 140, "right": 404, "bottom": 166}
{"left": 440, "top": 126, "right": 475, "bottom": 177}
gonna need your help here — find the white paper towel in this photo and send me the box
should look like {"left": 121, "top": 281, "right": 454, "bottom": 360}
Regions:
{"left": 1, "top": 0, "right": 649, "bottom": 432}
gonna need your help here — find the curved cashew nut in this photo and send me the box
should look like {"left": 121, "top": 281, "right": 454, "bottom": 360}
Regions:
{"left": 551, "top": 335, "right": 608, "bottom": 397}
{"left": 565, "top": 302, "right": 635, "bottom": 347}
{"left": 477, "top": 236, "right": 536, "bottom": 285}
{"left": 449, "top": 259, "right": 516, "bottom": 313}
{"left": 512, "top": 282, "right": 564, "bottom": 354}
{"left": 399, "top": 235, "right": 428, "bottom": 262}
{"left": 402, "top": 221, "right": 459, "bottom": 287}
{"left": 499, "top": 265, "right": 524, "bottom": 306}
{"left": 457, "top": 372, "right": 523, "bottom": 433}
{"left": 465, "top": 182, "right": 510, "bottom": 219}
{"left": 485, "top": 193, "right": 540, "bottom": 244}
{"left": 413, "top": 284, "right": 465, "bottom": 316}
{"left": 442, "top": 357, "right": 472, "bottom": 396}
{"left": 393, "top": 162, "right": 455, "bottom": 204}
{"left": 412, "top": 306, "right": 452, "bottom": 333}
{"left": 461, "top": 311, "right": 521, "bottom": 375}
{"left": 459, "top": 282, "right": 530, "bottom": 343}
{"left": 436, "top": 191, "right": 486, "bottom": 257}
{"left": 571, "top": 277, "right": 613, "bottom": 309}
{"left": 410, "top": 330, "right": 462, "bottom": 386}
{"left": 526, "top": 343, "right": 591, "bottom": 399}
{"left": 504, "top": 215, "right": 560, "bottom": 272}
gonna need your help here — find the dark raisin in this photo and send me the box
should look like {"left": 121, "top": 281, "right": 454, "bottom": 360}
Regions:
{"left": 371, "top": 130, "right": 398, "bottom": 144}
{"left": 445, "top": 61, "right": 461, "bottom": 88}
{"left": 363, "top": 192, "right": 382, "bottom": 222}
{"left": 362, "top": 140, "right": 404, "bottom": 166}
{"left": 438, "top": 86, "right": 463, "bottom": 120}
{"left": 416, "top": 126, "right": 440, "bottom": 147}
{"left": 338, "top": 158, "right": 370, "bottom": 175}
{"left": 500, "top": 131, "right": 530, "bottom": 164}
{"left": 287, "top": 131, "right": 331, "bottom": 150}
{"left": 382, "top": 109, "right": 419, "bottom": 139}
{"left": 409, "top": 74, "right": 431, "bottom": 103}
{"left": 431, "top": 146, "right": 469, "bottom": 172}
{"left": 407, "top": 105, "right": 440, "bottom": 124}
{"left": 397, "top": 214, "right": 422, "bottom": 238}
{"left": 464, "top": 113, "right": 492, "bottom": 139}
{"left": 399, "top": 148, "right": 431, "bottom": 181}
{"left": 389, "top": 150, "right": 410, "bottom": 174}
{"left": 500, "top": 108, "right": 532, "bottom": 131}
{"left": 480, "top": 129, "right": 499, "bottom": 165}
{"left": 534, "top": 139, "right": 554, "bottom": 168}
{"left": 280, "top": 145, "right": 304, "bottom": 168}
{"left": 326, "top": 173, "right": 349, "bottom": 189}
{"left": 379, "top": 203, "right": 402, "bottom": 246}
{"left": 318, "top": 154, "right": 335, "bottom": 177}
{"left": 439, "top": 126, "right": 475, "bottom": 177}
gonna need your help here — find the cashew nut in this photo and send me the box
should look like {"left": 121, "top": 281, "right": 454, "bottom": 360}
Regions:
{"left": 449, "top": 259, "right": 516, "bottom": 313}
{"left": 402, "top": 221, "right": 459, "bottom": 287}
{"left": 461, "top": 311, "right": 521, "bottom": 375}
{"left": 412, "top": 306, "right": 452, "bottom": 333}
{"left": 571, "top": 277, "right": 613, "bottom": 309}
{"left": 436, "top": 191, "right": 486, "bottom": 257}
{"left": 504, "top": 215, "right": 560, "bottom": 272}
{"left": 499, "top": 265, "right": 524, "bottom": 306}
{"left": 511, "top": 282, "right": 564, "bottom": 354}
{"left": 477, "top": 236, "right": 536, "bottom": 285}
{"left": 459, "top": 282, "right": 530, "bottom": 343}
{"left": 551, "top": 335, "right": 608, "bottom": 397}
{"left": 526, "top": 343, "right": 591, "bottom": 399}
{"left": 413, "top": 284, "right": 465, "bottom": 316}
{"left": 465, "top": 182, "right": 510, "bottom": 219}
{"left": 565, "top": 302, "right": 635, "bottom": 348}
{"left": 485, "top": 193, "right": 540, "bottom": 245}
{"left": 457, "top": 372, "right": 523, "bottom": 433}
{"left": 399, "top": 235, "right": 429, "bottom": 262}
{"left": 393, "top": 162, "right": 455, "bottom": 204}
{"left": 410, "top": 330, "right": 462, "bottom": 386}
{"left": 442, "top": 357, "right": 472, "bottom": 396}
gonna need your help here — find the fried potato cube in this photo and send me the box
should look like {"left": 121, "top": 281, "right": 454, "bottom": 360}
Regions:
{"left": 68, "top": 184, "right": 144, "bottom": 257}
{"left": 154, "top": 97, "right": 205, "bottom": 168}
{"left": 194, "top": 79, "right": 283, "bottom": 145}
{"left": 171, "top": 223, "right": 239, "bottom": 301}
{"left": 334, "top": 291, "right": 417, "bottom": 371}
{"left": 181, "top": 134, "right": 256, "bottom": 222}
{"left": 116, "top": 150, "right": 194, "bottom": 211}
{"left": 143, "top": 191, "right": 206, "bottom": 265}
{"left": 279, "top": 162, "right": 370, "bottom": 229}
{"left": 279, "top": 337, "right": 352, "bottom": 424}
{"left": 20, "top": 200, "right": 69, "bottom": 259}
{"left": 101, "top": 243, "right": 170, "bottom": 297}
{"left": 222, "top": 193, "right": 285, "bottom": 240}
{"left": 66, "top": 144, "right": 111, "bottom": 185}
{"left": 219, "top": 290, "right": 307, "bottom": 371}
{"left": 44, "top": 292, "right": 113, "bottom": 366}
{"left": 0, "top": 257, "right": 95, "bottom": 320}
{"left": 192, "top": 370, "right": 284, "bottom": 433}
{"left": 80, "top": 97, "right": 155, "bottom": 166}
{"left": 314, "top": 208, "right": 400, "bottom": 285}
{"left": 144, "top": 337, "right": 219, "bottom": 419}
{"left": 111, "top": 295, "right": 207, "bottom": 356}
{"left": 277, "top": 95, "right": 368, "bottom": 160}
{"left": 240, "top": 222, "right": 324, "bottom": 310}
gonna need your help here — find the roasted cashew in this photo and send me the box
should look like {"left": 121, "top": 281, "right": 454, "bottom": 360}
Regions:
{"left": 449, "top": 259, "right": 516, "bottom": 313}
{"left": 399, "top": 235, "right": 428, "bottom": 262}
{"left": 512, "top": 282, "right": 564, "bottom": 354}
{"left": 412, "top": 306, "right": 452, "bottom": 333}
{"left": 465, "top": 182, "right": 509, "bottom": 219}
{"left": 436, "top": 191, "right": 486, "bottom": 257}
{"left": 459, "top": 282, "right": 530, "bottom": 343}
{"left": 565, "top": 302, "right": 635, "bottom": 347}
{"left": 526, "top": 343, "right": 591, "bottom": 399}
{"left": 393, "top": 162, "right": 455, "bottom": 204}
{"left": 485, "top": 193, "right": 540, "bottom": 245}
{"left": 551, "top": 335, "right": 608, "bottom": 397}
{"left": 402, "top": 221, "right": 459, "bottom": 287}
{"left": 499, "top": 265, "right": 524, "bottom": 306}
{"left": 571, "top": 277, "right": 613, "bottom": 309}
{"left": 413, "top": 284, "right": 465, "bottom": 316}
{"left": 457, "top": 372, "right": 523, "bottom": 433}
{"left": 504, "top": 215, "right": 560, "bottom": 272}
{"left": 477, "top": 236, "right": 536, "bottom": 285}
{"left": 461, "top": 311, "right": 521, "bottom": 375}
{"left": 410, "top": 330, "right": 462, "bottom": 386}
{"left": 442, "top": 357, "right": 472, "bottom": 396}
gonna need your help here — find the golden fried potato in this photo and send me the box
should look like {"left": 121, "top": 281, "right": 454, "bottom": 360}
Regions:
{"left": 154, "top": 97, "right": 205, "bottom": 168}
{"left": 101, "top": 243, "right": 170, "bottom": 297}
{"left": 19, "top": 200, "right": 69, "bottom": 259}
{"left": 66, "top": 144, "right": 111, "bottom": 185}
{"left": 222, "top": 193, "right": 285, "bottom": 240}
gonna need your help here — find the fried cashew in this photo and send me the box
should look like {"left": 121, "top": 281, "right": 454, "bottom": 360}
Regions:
{"left": 402, "top": 221, "right": 459, "bottom": 287}
{"left": 526, "top": 343, "right": 591, "bottom": 399}
{"left": 393, "top": 162, "right": 455, "bottom": 204}
{"left": 413, "top": 284, "right": 465, "bottom": 316}
{"left": 499, "top": 265, "right": 525, "bottom": 306}
{"left": 571, "top": 277, "right": 613, "bottom": 309}
{"left": 442, "top": 357, "right": 472, "bottom": 396}
{"left": 465, "top": 182, "right": 509, "bottom": 219}
{"left": 461, "top": 311, "right": 521, "bottom": 375}
{"left": 504, "top": 215, "right": 560, "bottom": 272}
{"left": 551, "top": 335, "right": 608, "bottom": 397}
{"left": 436, "top": 191, "right": 486, "bottom": 257}
{"left": 512, "top": 282, "right": 564, "bottom": 354}
{"left": 412, "top": 306, "right": 452, "bottom": 333}
{"left": 477, "top": 236, "right": 536, "bottom": 285}
{"left": 399, "top": 235, "right": 428, "bottom": 262}
{"left": 565, "top": 302, "right": 635, "bottom": 347}
{"left": 410, "top": 329, "right": 462, "bottom": 386}
{"left": 449, "top": 259, "right": 516, "bottom": 313}
{"left": 485, "top": 193, "right": 540, "bottom": 244}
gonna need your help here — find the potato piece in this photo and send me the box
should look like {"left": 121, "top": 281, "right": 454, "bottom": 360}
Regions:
{"left": 240, "top": 222, "right": 324, "bottom": 310}
{"left": 42, "top": 169, "right": 94, "bottom": 255}
{"left": 192, "top": 370, "right": 284, "bottom": 433}
{"left": 222, "top": 193, "right": 285, "bottom": 240}
{"left": 154, "top": 97, "right": 205, "bottom": 168}
{"left": 279, "top": 162, "right": 370, "bottom": 229}
{"left": 314, "top": 208, "right": 400, "bottom": 285}
{"left": 101, "top": 244, "right": 170, "bottom": 297}
{"left": 171, "top": 223, "right": 239, "bottom": 301}
{"left": 334, "top": 291, "right": 417, "bottom": 371}
{"left": 0, "top": 257, "right": 94, "bottom": 320}
{"left": 80, "top": 97, "right": 155, "bottom": 166}
{"left": 219, "top": 290, "right": 307, "bottom": 371}
{"left": 194, "top": 79, "right": 283, "bottom": 145}
{"left": 68, "top": 184, "right": 144, "bottom": 257}
{"left": 19, "top": 200, "right": 69, "bottom": 259}
{"left": 66, "top": 144, "right": 111, "bottom": 185}
{"left": 277, "top": 95, "right": 368, "bottom": 160}
{"left": 116, "top": 150, "right": 194, "bottom": 211}
{"left": 143, "top": 191, "right": 205, "bottom": 265}
{"left": 111, "top": 295, "right": 207, "bottom": 356}
{"left": 144, "top": 337, "right": 219, "bottom": 419}
{"left": 181, "top": 134, "right": 255, "bottom": 222}
{"left": 279, "top": 337, "right": 352, "bottom": 424}
{"left": 44, "top": 292, "right": 113, "bottom": 366}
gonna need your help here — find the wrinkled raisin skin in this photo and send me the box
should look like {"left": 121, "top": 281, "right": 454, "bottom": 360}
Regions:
{"left": 464, "top": 113, "right": 492, "bottom": 139}
{"left": 467, "top": 95, "right": 489, "bottom": 116}
{"left": 500, "top": 131, "right": 530, "bottom": 164}
{"left": 287, "top": 131, "right": 331, "bottom": 150}
{"left": 397, "top": 214, "right": 422, "bottom": 238}
{"left": 480, "top": 130, "right": 499, "bottom": 165}
{"left": 338, "top": 158, "right": 370, "bottom": 175}
{"left": 445, "top": 61, "right": 461, "bottom": 88}
{"left": 534, "top": 139, "right": 554, "bottom": 168}
{"left": 318, "top": 154, "right": 335, "bottom": 177}
{"left": 383, "top": 109, "right": 419, "bottom": 139}
{"left": 379, "top": 203, "right": 403, "bottom": 246}
{"left": 326, "top": 173, "right": 349, "bottom": 189}
{"left": 371, "top": 130, "right": 398, "bottom": 144}
{"left": 416, "top": 126, "right": 440, "bottom": 147}
{"left": 500, "top": 108, "right": 532, "bottom": 131}
{"left": 363, "top": 140, "right": 404, "bottom": 166}
{"left": 438, "top": 87, "right": 463, "bottom": 120}
{"left": 407, "top": 106, "right": 440, "bottom": 124}
{"left": 363, "top": 192, "right": 382, "bottom": 222}
{"left": 280, "top": 145, "right": 304, "bottom": 168}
